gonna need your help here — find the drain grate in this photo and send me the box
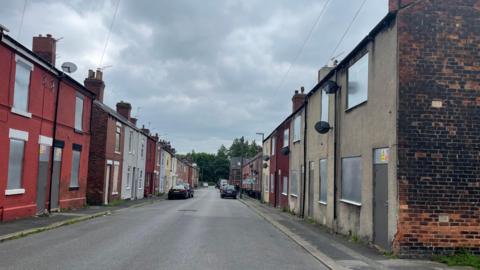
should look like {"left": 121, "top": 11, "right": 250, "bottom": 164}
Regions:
{"left": 178, "top": 209, "right": 197, "bottom": 212}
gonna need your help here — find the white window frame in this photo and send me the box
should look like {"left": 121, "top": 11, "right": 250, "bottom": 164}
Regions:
{"left": 70, "top": 148, "right": 81, "bottom": 188}
{"left": 347, "top": 53, "right": 369, "bottom": 110}
{"left": 290, "top": 170, "right": 298, "bottom": 197}
{"left": 74, "top": 95, "right": 84, "bottom": 131}
{"left": 271, "top": 137, "right": 276, "bottom": 156}
{"left": 5, "top": 129, "right": 28, "bottom": 195}
{"left": 340, "top": 156, "right": 362, "bottom": 206}
{"left": 12, "top": 55, "right": 34, "bottom": 118}
{"left": 318, "top": 159, "right": 327, "bottom": 204}
{"left": 293, "top": 115, "right": 301, "bottom": 142}
{"left": 321, "top": 90, "right": 329, "bottom": 122}
{"left": 112, "top": 162, "right": 120, "bottom": 195}
{"left": 282, "top": 176, "right": 288, "bottom": 195}
{"left": 115, "top": 125, "right": 121, "bottom": 153}
{"left": 283, "top": 129, "right": 289, "bottom": 147}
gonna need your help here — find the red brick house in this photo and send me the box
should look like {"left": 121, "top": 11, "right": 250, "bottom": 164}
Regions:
{"left": 0, "top": 31, "right": 94, "bottom": 221}
{"left": 86, "top": 69, "right": 130, "bottom": 205}
{"left": 142, "top": 127, "right": 159, "bottom": 197}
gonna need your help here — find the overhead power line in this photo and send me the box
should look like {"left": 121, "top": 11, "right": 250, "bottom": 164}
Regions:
{"left": 99, "top": 0, "right": 121, "bottom": 68}
{"left": 329, "top": 0, "right": 368, "bottom": 60}
{"left": 275, "top": 0, "right": 331, "bottom": 92}
{"left": 17, "top": 0, "right": 29, "bottom": 40}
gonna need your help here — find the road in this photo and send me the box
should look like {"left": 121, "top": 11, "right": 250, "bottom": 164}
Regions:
{"left": 0, "top": 187, "right": 326, "bottom": 270}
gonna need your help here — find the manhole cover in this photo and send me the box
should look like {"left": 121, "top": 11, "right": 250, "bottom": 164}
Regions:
{"left": 178, "top": 209, "right": 197, "bottom": 212}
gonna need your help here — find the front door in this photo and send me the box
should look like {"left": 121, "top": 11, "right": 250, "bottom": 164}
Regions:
{"left": 36, "top": 145, "right": 51, "bottom": 215}
{"left": 50, "top": 147, "right": 62, "bottom": 211}
{"left": 104, "top": 164, "right": 112, "bottom": 205}
{"left": 308, "top": 161, "right": 314, "bottom": 217}
{"left": 275, "top": 171, "right": 280, "bottom": 207}
{"left": 373, "top": 148, "right": 390, "bottom": 251}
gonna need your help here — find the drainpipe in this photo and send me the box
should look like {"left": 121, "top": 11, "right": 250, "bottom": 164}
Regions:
{"left": 333, "top": 71, "right": 339, "bottom": 221}
{"left": 301, "top": 99, "right": 308, "bottom": 218}
{"left": 48, "top": 72, "right": 64, "bottom": 212}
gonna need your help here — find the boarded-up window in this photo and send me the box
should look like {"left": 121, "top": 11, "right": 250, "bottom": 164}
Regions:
{"left": 341, "top": 157, "right": 362, "bottom": 205}
{"left": 347, "top": 53, "right": 369, "bottom": 109}
{"left": 319, "top": 159, "right": 327, "bottom": 203}
{"left": 75, "top": 96, "right": 84, "bottom": 131}
{"left": 70, "top": 150, "right": 81, "bottom": 187}
{"left": 7, "top": 139, "right": 25, "bottom": 190}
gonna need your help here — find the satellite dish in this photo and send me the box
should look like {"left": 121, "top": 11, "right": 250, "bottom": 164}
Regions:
{"left": 263, "top": 163, "right": 268, "bottom": 169}
{"left": 315, "top": 121, "right": 331, "bottom": 134}
{"left": 61, "top": 62, "right": 77, "bottom": 73}
{"left": 280, "top": 146, "right": 290, "bottom": 155}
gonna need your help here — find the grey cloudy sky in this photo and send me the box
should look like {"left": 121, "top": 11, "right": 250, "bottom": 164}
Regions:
{"left": 0, "top": 0, "right": 387, "bottom": 153}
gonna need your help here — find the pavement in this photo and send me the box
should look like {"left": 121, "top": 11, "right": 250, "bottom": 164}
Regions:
{"left": 0, "top": 195, "right": 164, "bottom": 242}
{"left": 0, "top": 188, "right": 327, "bottom": 270}
{"left": 239, "top": 196, "right": 473, "bottom": 270}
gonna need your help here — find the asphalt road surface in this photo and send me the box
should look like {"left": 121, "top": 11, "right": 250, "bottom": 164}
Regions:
{"left": 0, "top": 187, "right": 326, "bottom": 270}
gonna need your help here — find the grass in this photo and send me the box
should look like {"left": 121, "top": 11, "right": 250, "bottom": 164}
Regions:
{"left": 306, "top": 216, "right": 316, "bottom": 224}
{"left": 107, "top": 199, "right": 127, "bottom": 207}
{"left": 434, "top": 250, "right": 480, "bottom": 269}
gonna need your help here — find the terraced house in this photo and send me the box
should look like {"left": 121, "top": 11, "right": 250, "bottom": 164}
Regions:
{"left": 262, "top": 0, "right": 480, "bottom": 256}
{"left": 0, "top": 31, "right": 94, "bottom": 220}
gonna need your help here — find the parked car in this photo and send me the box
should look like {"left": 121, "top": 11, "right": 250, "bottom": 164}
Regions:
{"left": 221, "top": 185, "right": 237, "bottom": 199}
{"left": 168, "top": 184, "right": 190, "bottom": 200}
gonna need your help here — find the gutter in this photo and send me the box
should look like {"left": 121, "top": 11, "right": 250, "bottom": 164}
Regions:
{"left": 333, "top": 71, "right": 339, "bottom": 221}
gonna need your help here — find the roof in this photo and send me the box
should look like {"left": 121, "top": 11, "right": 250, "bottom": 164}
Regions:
{"left": 263, "top": 12, "right": 397, "bottom": 143}
{"left": 0, "top": 33, "right": 96, "bottom": 98}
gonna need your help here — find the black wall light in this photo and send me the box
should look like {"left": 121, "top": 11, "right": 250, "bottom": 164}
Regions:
{"left": 280, "top": 146, "right": 290, "bottom": 155}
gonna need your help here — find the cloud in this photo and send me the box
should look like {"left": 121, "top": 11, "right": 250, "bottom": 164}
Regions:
{"left": 0, "top": 0, "right": 387, "bottom": 153}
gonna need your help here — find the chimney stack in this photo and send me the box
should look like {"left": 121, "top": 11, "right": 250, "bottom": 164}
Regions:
{"left": 141, "top": 125, "right": 150, "bottom": 135}
{"left": 291, "top": 86, "right": 306, "bottom": 112}
{"left": 388, "top": 0, "right": 416, "bottom": 12}
{"left": 84, "top": 69, "right": 105, "bottom": 102}
{"left": 318, "top": 65, "right": 334, "bottom": 82}
{"left": 130, "top": 117, "right": 138, "bottom": 126}
{"left": 32, "top": 34, "right": 56, "bottom": 66}
{"left": 116, "top": 101, "right": 132, "bottom": 120}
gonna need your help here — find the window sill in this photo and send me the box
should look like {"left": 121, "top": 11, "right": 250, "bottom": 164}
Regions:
{"left": 11, "top": 108, "right": 32, "bottom": 118}
{"left": 318, "top": 201, "right": 327, "bottom": 205}
{"left": 114, "top": 151, "right": 121, "bottom": 155}
{"left": 74, "top": 129, "right": 83, "bottom": 134}
{"left": 340, "top": 199, "right": 362, "bottom": 206}
{"left": 293, "top": 139, "right": 301, "bottom": 144}
{"left": 112, "top": 192, "right": 118, "bottom": 195}
{"left": 345, "top": 100, "right": 367, "bottom": 113}
{"left": 126, "top": 187, "right": 131, "bottom": 190}
{"left": 69, "top": 186, "right": 80, "bottom": 191}
{"left": 281, "top": 192, "right": 288, "bottom": 196}
{"left": 5, "top": 188, "right": 25, "bottom": 195}
{"left": 290, "top": 194, "right": 298, "bottom": 198}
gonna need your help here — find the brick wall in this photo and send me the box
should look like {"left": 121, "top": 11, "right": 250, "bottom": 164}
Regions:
{"left": 86, "top": 105, "right": 108, "bottom": 205}
{"left": 395, "top": 0, "right": 480, "bottom": 256}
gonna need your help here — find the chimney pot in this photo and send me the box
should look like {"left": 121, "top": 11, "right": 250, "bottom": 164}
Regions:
{"left": 84, "top": 69, "right": 105, "bottom": 102}
{"left": 291, "top": 87, "right": 306, "bottom": 112}
{"left": 301, "top": 86, "right": 305, "bottom": 93}
{"left": 295, "top": 90, "right": 299, "bottom": 94}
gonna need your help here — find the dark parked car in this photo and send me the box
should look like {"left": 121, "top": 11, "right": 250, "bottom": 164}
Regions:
{"left": 221, "top": 185, "right": 237, "bottom": 199}
{"left": 168, "top": 184, "right": 190, "bottom": 200}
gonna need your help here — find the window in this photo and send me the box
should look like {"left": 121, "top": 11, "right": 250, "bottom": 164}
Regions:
{"left": 75, "top": 96, "right": 84, "bottom": 131}
{"left": 319, "top": 159, "right": 327, "bottom": 204}
{"left": 282, "top": 176, "right": 288, "bottom": 195}
{"left": 347, "top": 53, "right": 369, "bottom": 109}
{"left": 290, "top": 170, "right": 298, "bottom": 196}
{"left": 283, "top": 129, "right": 289, "bottom": 147}
{"left": 7, "top": 139, "right": 25, "bottom": 192}
{"left": 115, "top": 126, "right": 121, "bottom": 152}
{"left": 128, "top": 131, "right": 133, "bottom": 153}
{"left": 112, "top": 163, "right": 119, "bottom": 194}
{"left": 321, "top": 90, "right": 329, "bottom": 122}
{"left": 13, "top": 57, "right": 33, "bottom": 114}
{"left": 70, "top": 150, "right": 81, "bottom": 188}
{"left": 341, "top": 156, "right": 362, "bottom": 205}
{"left": 127, "top": 166, "right": 131, "bottom": 188}
{"left": 139, "top": 170, "right": 143, "bottom": 189}
{"left": 271, "top": 137, "right": 276, "bottom": 155}
{"left": 141, "top": 140, "right": 145, "bottom": 158}
{"left": 293, "top": 115, "right": 301, "bottom": 142}
{"left": 264, "top": 173, "right": 269, "bottom": 192}
{"left": 270, "top": 174, "right": 274, "bottom": 193}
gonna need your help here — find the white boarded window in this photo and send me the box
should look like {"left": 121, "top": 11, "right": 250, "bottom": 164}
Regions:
{"left": 271, "top": 137, "right": 276, "bottom": 156}
{"left": 321, "top": 90, "right": 329, "bottom": 122}
{"left": 290, "top": 170, "right": 298, "bottom": 196}
{"left": 319, "top": 159, "right": 327, "bottom": 203}
{"left": 115, "top": 126, "right": 121, "bottom": 152}
{"left": 293, "top": 115, "right": 301, "bottom": 142}
{"left": 270, "top": 174, "right": 274, "bottom": 193}
{"left": 75, "top": 96, "right": 84, "bottom": 131}
{"left": 264, "top": 173, "right": 269, "bottom": 192}
{"left": 347, "top": 53, "right": 369, "bottom": 109}
{"left": 7, "top": 139, "right": 25, "bottom": 190}
{"left": 112, "top": 163, "right": 119, "bottom": 194}
{"left": 341, "top": 157, "right": 362, "bottom": 205}
{"left": 283, "top": 129, "right": 289, "bottom": 147}
{"left": 13, "top": 58, "right": 32, "bottom": 112}
{"left": 70, "top": 150, "right": 81, "bottom": 187}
